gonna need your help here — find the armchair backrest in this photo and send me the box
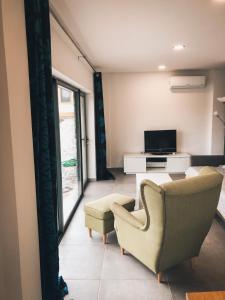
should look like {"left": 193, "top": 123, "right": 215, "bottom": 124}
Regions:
{"left": 140, "top": 167, "right": 223, "bottom": 272}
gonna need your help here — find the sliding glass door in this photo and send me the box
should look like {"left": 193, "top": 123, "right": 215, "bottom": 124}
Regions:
{"left": 53, "top": 79, "right": 87, "bottom": 236}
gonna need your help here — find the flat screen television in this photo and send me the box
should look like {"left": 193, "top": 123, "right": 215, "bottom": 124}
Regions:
{"left": 144, "top": 130, "right": 176, "bottom": 154}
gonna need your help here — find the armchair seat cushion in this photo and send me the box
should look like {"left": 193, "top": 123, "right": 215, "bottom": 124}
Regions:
{"left": 84, "top": 193, "right": 135, "bottom": 220}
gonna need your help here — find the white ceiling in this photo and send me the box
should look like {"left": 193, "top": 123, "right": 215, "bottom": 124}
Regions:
{"left": 50, "top": 0, "right": 225, "bottom": 72}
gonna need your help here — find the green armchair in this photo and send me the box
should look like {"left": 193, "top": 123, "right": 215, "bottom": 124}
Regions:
{"left": 111, "top": 167, "right": 223, "bottom": 282}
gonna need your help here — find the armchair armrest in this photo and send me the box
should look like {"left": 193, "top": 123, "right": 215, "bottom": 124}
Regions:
{"left": 111, "top": 202, "right": 144, "bottom": 230}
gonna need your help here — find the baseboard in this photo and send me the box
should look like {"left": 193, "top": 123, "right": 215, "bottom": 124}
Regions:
{"left": 108, "top": 167, "right": 123, "bottom": 171}
{"left": 88, "top": 178, "right": 96, "bottom": 182}
{"left": 107, "top": 165, "right": 123, "bottom": 169}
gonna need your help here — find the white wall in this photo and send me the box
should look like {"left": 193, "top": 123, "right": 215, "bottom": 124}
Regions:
{"left": 0, "top": 0, "right": 41, "bottom": 299}
{"left": 51, "top": 16, "right": 96, "bottom": 179}
{"left": 103, "top": 71, "right": 215, "bottom": 168}
{"left": 210, "top": 70, "right": 225, "bottom": 154}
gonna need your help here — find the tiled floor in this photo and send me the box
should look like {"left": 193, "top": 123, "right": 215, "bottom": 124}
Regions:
{"left": 59, "top": 169, "right": 225, "bottom": 300}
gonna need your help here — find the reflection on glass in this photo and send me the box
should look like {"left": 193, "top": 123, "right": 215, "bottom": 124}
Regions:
{"left": 58, "top": 86, "right": 80, "bottom": 224}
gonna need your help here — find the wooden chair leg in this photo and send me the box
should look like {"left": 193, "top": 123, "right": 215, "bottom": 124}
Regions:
{"left": 103, "top": 233, "right": 107, "bottom": 244}
{"left": 88, "top": 228, "right": 92, "bottom": 238}
{"left": 120, "top": 247, "right": 125, "bottom": 255}
{"left": 157, "top": 272, "right": 163, "bottom": 283}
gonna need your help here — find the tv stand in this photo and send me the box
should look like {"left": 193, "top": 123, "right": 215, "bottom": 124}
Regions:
{"left": 124, "top": 152, "right": 191, "bottom": 174}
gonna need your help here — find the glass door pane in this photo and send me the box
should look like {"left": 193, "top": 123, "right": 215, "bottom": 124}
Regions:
{"left": 80, "top": 95, "right": 88, "bottom": 185}
{"left": 57, "top": 85, "right": 82, "bottom": 225}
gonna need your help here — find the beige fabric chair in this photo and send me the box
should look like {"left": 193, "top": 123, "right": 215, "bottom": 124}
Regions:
{"left": 112, "top": 167, "right": 223, "bottom": 282}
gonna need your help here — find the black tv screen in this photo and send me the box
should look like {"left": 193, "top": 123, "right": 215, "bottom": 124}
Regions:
{"left": 144, "top": 130, "right": 176, "bottom": 154}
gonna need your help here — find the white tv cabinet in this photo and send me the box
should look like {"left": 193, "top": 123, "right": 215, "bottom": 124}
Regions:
{"left": 124, "top": 152, "right": 191, "bottom": 174}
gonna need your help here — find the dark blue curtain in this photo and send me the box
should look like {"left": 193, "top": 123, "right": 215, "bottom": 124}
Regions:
{"left": 94, "top": 72, "right": 114, "bottom": 180}
{"left": 24, "top": 1, "right": 67, "bottom": 299}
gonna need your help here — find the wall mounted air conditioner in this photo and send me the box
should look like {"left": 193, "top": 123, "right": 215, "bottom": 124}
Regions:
{"left": 170, "top": 76, "right": 206, "bottom": 89}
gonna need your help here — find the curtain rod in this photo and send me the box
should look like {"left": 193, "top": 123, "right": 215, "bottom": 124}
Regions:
{"left": 50, "top": 6, "right": 96, "bottom": 72}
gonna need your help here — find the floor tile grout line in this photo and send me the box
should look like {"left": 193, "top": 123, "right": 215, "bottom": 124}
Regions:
{"left": 61, "top": 243, "right": 105, "bottom": 246}
{"left": 97, "top": 244, "right": 106, "bottom": 300}
{"left": 97, "top": 278, "right": 102, "bottom": 300}
{"left": 63, "top": 277, "right": 173, "bottom": 281}
{"left": 63, "top": 278, "right": 100, "bottom": 281}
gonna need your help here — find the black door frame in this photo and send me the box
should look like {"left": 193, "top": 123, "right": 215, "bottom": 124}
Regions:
{"left": 52, "top": 77, "right": 88, "bottom": 241}
{"left": 80, "top": 93, "right": 88, "bottom": 189}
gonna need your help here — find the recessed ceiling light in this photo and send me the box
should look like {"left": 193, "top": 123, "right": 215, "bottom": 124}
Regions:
{"left": 158, "top": 65, "right": 166, "bottom": 70}
{"left": 173, "top": 44, "right": 186, "bottom": 51}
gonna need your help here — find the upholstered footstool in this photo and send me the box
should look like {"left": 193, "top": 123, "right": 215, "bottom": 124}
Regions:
{"left": 84, "top": 193, "right": 135, "bottom": 244}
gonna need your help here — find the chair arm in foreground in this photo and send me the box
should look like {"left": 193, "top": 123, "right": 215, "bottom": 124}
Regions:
{"left": 111, "top": 202, "right": 144, "bottom": 230}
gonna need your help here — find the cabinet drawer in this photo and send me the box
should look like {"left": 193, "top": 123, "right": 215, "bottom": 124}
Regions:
{"left": 124, "top": 157, "right": 146, "bottom": 173}
{"left": 167, "top": 157, "right": 190, "bottom": 173}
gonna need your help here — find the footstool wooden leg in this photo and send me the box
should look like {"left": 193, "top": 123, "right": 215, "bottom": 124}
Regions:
{"left": 157, "top": 272, "right": 163, "bottom": 283}
{"left": 88, "top": 228, "right": 92, "bottom": 238}
{"left": 103, "top": 233, "right": 107, "bottom": 244}
{"left": 121, "top": 247, "right": 125, "bottom": 255}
